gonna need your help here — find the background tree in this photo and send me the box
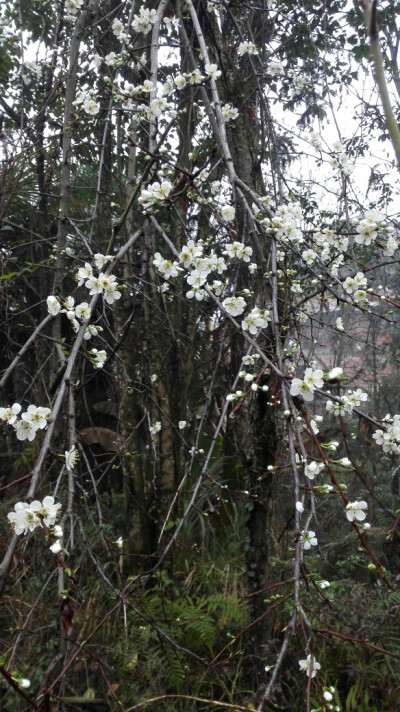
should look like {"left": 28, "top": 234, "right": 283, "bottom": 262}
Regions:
{"left": 1, "top": 1, "right": 400, "bottom": 711}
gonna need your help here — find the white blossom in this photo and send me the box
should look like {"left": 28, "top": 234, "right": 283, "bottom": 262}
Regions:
{"left": 300, "top": 530, "right": 318, "bottom": 550}
{"left": 103, "top": 283, "right": 121, "bottom": 305}
{"left": 223, "top": 241, "right": 252, "bottom": 261}
{"left": 40, "top": 496, "right": 62, "bottom": 526}
{"left": 111, "top": 18, "right": 124, "bottom": 37}
{"left": 132, "top": 8, "right": 157, "bottom": 35}
{"left": 238, "top": 41, "right": 259, "bottom": 56}
{"left": 0, "top": 403, "right": 21, "bottom": 425}
{"left": 298, "top": 654, "right": 321, "bottom": 677}
{"left": 304, "top": 461, "right": 324, "bottom": 479}
{"left": 76, "top": 262, "right": 93, "bottom": 285}
{"left": 221, "top": 103, "right": 239, "bottom": 121}
{"left": 346, "top": 500, "right": 367, "bottom": 522}
{"left": 90, "top": 349, "right": 107, "bottom": 369}
{"left": 326, "top": 399, "right": 344, "bottom": 416}
{"left": 179, "top": 240, "right": 203, "bottom": 268}
{"left": 326, "top": 367, "right": 343, "bottom": 381}
{"left": 341, "top": 389, "right": 368, "bottom": 413}
{"left": 14, "top": 419, "right": 38, "bottom": 441}
{"left": 85, "top": 275, "right": 104, "bottom": 294}
{"left": 353, "top": 289, "right": 367, "bottom": 303}
{"left": 205, "top": 63, "right": 222, "bottom": 79}
{"left": 174, "top": 74, "right": 187, "bottom": 90}
{"left": 7, "top": 496, "right": 61, "bottom": 534}
{"left": 222, "top": 296, "right": 246, "bottom": 316}
{"left": 310, "top": 131, "right": 324, "bottom": 150}
{"left": 268, "top": 60, "right": 284, "bottom": 76}
{"left": 343, "top": 271, "right": 367, "bottom": 294}
{"left": 7, "top": 502, "right": 39, "bottom": 535}
{"left": 338, "top": 457, "right": 352, "bottom": 467}
{"left": 153, "top": 253, "right": 182, "bottom": 280}
{"left": 65, "top": 445, "right": 79, "bottom": 472}
{"left": 142, "top": 80, "right": 154, "bottom": 93}
{"left": 186, "top": 287, "right": 206, "bottom": 301}
{"left": 84, "top": 324, "right": 102, "bottom": 341}
{"left": 139, "top": 181, "right": 172, "bottom": 207}
{"left": 146, "top": 97, "right": 168, "bottom": 119}
{"left": 384, "top": 234, "right": 398, "bottom": 256}
{"left": 186, "top": 269, "right": 208, "bottom": 289}
{"left": 187, "top": 68, "right": 204, "bottom": 84}
{"left": 94, "top": 253, "right": 113, "bottom": 269}
{"left": 290, "top": 368, "right": 323, "bottom": 402}
{"left": 83, "top": 98, "right": 100, "bottom": 116}
{"left": 372, "top": 414, "right": 400, "bottom": 454}
{"left": 21, "top": 405, "right": 51, "bottom": 430}
{"left": 242, "top": 307, "right": 271, "bottom": 335}
{"left": 47, "top": 295, "right": 61, "bottom": 316}
{"left": 65, "top": 0, "right": 84, "bottom": 14}
{"left": 75, "top": 302, "right": 91, "bottom": 321}
{"left": 221, "top": 205, "right": 235, "bottom": 222}
{"left": 302, "top": 248, "right": 317, "bottom": 265}
{"left": 150, "top": 421, "right": 162, "bottom": 435}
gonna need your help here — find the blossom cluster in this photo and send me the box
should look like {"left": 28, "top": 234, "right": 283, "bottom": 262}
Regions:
{"left": 89, "top": 348, "right": 108, "bottom": 369}
{"left": 238, "top": 41, "right": 259, "bottom": 57}
{"left": 354, "top": 210, "right": 384, "bottom": 247}
{"left": 152, "top": 235, "right": 268, "bottom": 334}
{"left": 133, "top": 96, "right": 173, "bottom": 121}
{"left": 7, "top": 496, "right": 61, "bottom": 535}
{"left": 342, "top": 271, "right": 368, "bottom": 303}
{"left": 288, "top": 69, "right": 308, "bottom": 97}
{"left": 74, "top": 89, "right": 100, "bottom": 116}
{"left": 241, "top": 307, "right": 271, "bottom": 334}
{"left": 21, "top": 59, "right": 43, "bottom": 84}
{"left": 46, "top": 253, "right": 118, "bottom": 368}
{"left": 372, "top": 414, "right": 400, "bottom": 454}
{"left": 223, "top": 240, "right": 251, "bottom": 260}
{"left": 221, "top": 103, "right": 239, "bottom": 121}
{"left": 349, "top": 209, "right": 398, "bottom": 256}
{"left": 47, "top": 295, "right": 91, "bottom": 333}
{"left": 139, "top": 181, "right": 172, "bottom": 208}
{"left": 264, "top": 203, "right": 304, "bottom": 244}
{"left": 300, "top": 229, "right": 347, "bottom": 278}
{"left": 326, "top": 389, "right": 368, "bottom": 415}
{"left": 131, "top": 7, "right": 157, "bottom": 35}
{"left": 112, "top": 9, "right": 158, "bottom": 40}
{"left": 76, "top": 255, "right": 120, "bottom": 305}
{"left": 0, "top": 403, "right": 51, "bottom": 442}
{"left": 47, "top": 294, "right": 103, "bottom": 340}
{"left": 330, "top": 140, "right": 354, "bottom": 176}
